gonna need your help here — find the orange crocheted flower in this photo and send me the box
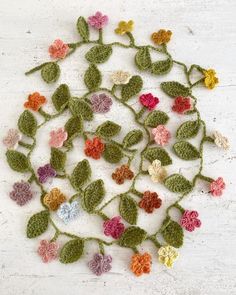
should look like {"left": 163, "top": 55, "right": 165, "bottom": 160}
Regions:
{"left": 130, "top": 252, "right": 152, "bottom": 276}
{"left": 139, "top": 191, "right": 162, "bottom": 213}
{"left": 151, "top": 29, "right": 172, "bottom": 45}
{"left": 24, "top": 92, "right": 47, "bottom": 111}
{"left": 84, "top": 137, "right": 105, "bottom": 160}
{"left": 43, "top": 188, "right": 67, "bottom": 211}
{"left": 112, "top": 164, "right": 134, "bottom": 184}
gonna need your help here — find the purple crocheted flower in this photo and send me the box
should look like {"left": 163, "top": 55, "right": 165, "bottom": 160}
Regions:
{"left": 88, "top": 253, "right": 112, "bottom": 276}
{"left": 37, "top": 164, "right": 56, "bottom": 183}
{"left": 91, "top": 93, "right": 113, "bottom": 113}
{"left": 88, "top": 12, "right": 109, "bottom": 30}
{"left": 103, "top": 216, "right": 125, "bottom": 239}
{"left": 9, "top": 180, "right": 33, "bottom": 206}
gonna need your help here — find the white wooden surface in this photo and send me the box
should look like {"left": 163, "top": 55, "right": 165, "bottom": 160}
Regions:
{"left": 1, "top": 0, "right": 236, "bottom": 294}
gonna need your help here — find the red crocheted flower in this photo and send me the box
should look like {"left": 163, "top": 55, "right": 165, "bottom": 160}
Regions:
{"left": 139, "top": 93, "right": 159, "bottom": 110}
{"left": 84, "top": 137, "right": 105, "bottom": 159}
{"left": 180, "top": 210, "right": 201, "bottom": 232}
{"left": 139, "top": 191, "right": 162, "bottom": 213}
{"left": 172, "top": 96, "right": 191, "bottom": 114}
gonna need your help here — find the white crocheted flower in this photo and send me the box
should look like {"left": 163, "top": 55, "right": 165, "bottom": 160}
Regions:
{"left": 213, "top": 131, "right": 229, "bottom": 150}
{"left": 111, "top": 71, "right": 131, "bottom": 85}
{"left": 148, "top": 159, "right": 167, "bottom": 183}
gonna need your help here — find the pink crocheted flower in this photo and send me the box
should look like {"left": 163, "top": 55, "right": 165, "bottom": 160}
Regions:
{"left": 88, "top": 11, "right": 109, "bottom": 29}
{"left": 48, "top": 39, "right": 69, "bottom": 59}
{"left": 210, "top": 177, "right": 225, "bottom": 197}
{"left": 37, "top": 240, "right": 59, "bottom": 263}
{"left": 103, "top": 216, "right": 125, "bottom": 239}
{"left": 139, "top": 93, "right": 160, "bottom": 110}
{"left": 152, "top": 125, "right": 171, "bottom": 146}
{"left": 49, "top": 128, "right": 68, "bottom": 148}
{"left": 3, "top": 129, "right": 22, "bottom": 150}
{"left": 180, "top": 210, "right": 201, "bottom": 232}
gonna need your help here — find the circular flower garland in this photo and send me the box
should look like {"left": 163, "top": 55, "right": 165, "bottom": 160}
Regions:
{"left": 3, "top": 11, "right": 228, "bottom": 277}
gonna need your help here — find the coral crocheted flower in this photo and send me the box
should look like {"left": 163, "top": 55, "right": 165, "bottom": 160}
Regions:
{"left": 111, "top": 70, "right": 131, "bottom": 85}
{"left": 48, "top": 39, "right": 69, "bottom": 59}
{"left": 152, "top": 125, "right": 171, "bottom": 146}
{"left": 49, "top": 128, "right": 68, "bottom": 148}
{"left": 172, "top": 96, "right": 191, "bottom": 114}
{"left": 130, "top": 252, "right": 152, "bottom": 276}
{"left": 88, "top": 11, "right": 109, "bottom": 29}
{"left": 3, "top": 129, "right": 22, "bottom": 150}
{"left": 57, "top": 201, "right": 79, "bottom": 224}
{"left": 84, "top": 137, "right": 105, "bottom": 160}
{"left": 148, "top": 159, "right": 167, "bottom": 183}
{"left": 158, "top": 245, "right": 178, "bottom": 268}
{"left": 210, "top": 177, "right": 225, "bottom": 197}
{"left": 24, "top": 92, "right": 47, "bottom": 111}
{"left": 103, "top": 216, "right": 125, "bottom": 239}
{"left": 88, "top": 253, "right": 112, "bottom": 276}
{"left": 115, "top": 20, "right": 134, "bottom": 35}
{"left": 203, "top": 69, "right": 219, "bottom": 89}
{"left": 180, "top": 210, "right": 201, "bottom": 232}
{"left": 139, "top": 191, "right": 162, "bottom": 213}
{"left": 112, "top": 164, "right": 134, "bottom": 185}
{"left": 37, "top": 240, "right": 59, "bottom": 263}
{"left": 213, "top": 131, "right": 229, "bottom": 150}
{"left": 43, "top": 188, "right": 67, "bottom": 211}
{"left": 91, "top": 93, "right": 113, "bottom": 113}
{"left": 139, "top": 93, "right": 160, "bottom": 110}
{"left": 151, "top": 29, "right": 172, "bottom": 45}
{"left": 37, "top": 164, "right": 56, "bottom": 183}
{"left": 9, "top": 180, "right": 33, "bottom": 206}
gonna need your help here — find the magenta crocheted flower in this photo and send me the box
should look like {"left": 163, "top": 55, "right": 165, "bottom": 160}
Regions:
{"left": 103, "top": 216, "right": 125, "bottom": 239}
{"left": 88, "top": 11, "right": 109, "bottom": 29}
{"left": 37, "top": 240, "right": 59, "bottom": 263}
{"left": 88, "top": 253, "right": 112, "bottom": 276}
{"left": 152, "top": 125, "right": 171, "bottom": 146}
{"left": 49, "top": 127, "right": 68, "bottom": 148}
{"left": 9, "top": 180, "right": 33, "bottom": 206}
{"left": 91, "top": 93, "right": 113, "bottom": 113}
{"left": 210, "top": 177, "right": 225, "bottom": 197}
{"left": 37, "top": 164, "right": 56, "bottom": 183}
{"left": 48, "top": 39, "right": 69, "bottom": 59}
{"left": 139, "top": 93, "right": 160, "bottom": 110}
{"left": 180, "top": 210, "right": 201, "bottom": 232}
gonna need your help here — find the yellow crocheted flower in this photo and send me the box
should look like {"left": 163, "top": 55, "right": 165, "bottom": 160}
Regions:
{"left": 148, "top": 159, "right": 167, "bottom": 183}
{"left": 151, "top": 29, "right": 172, "bottom": 45}
{"left": 115, "top": 20, "right": 134, "bottom": 35}
{"left": 43, "top": 188, "right": 67, "bottom": 211}
{"left": 158, "top": 245, "right": 179, "bottom": 268}
{"left": 203, "top": 69, "right": 219, "bottom": 89}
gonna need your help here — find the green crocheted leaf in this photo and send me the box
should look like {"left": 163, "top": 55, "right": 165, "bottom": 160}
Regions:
{"left": 123, "top": 129, "right": 143, "bottom": 148}
{"left": 18, "top": 110, "right": 37, "bottom": 137}
{"left": 118, "top": 226, "right": 147, "bottom": 247}
{"left": 135, "top": 47, "right": 151, "bottom": 70}
{"left": 82, "top": 179, "right": 105, "bottom": 213}
{"left": 103, "top": 143, "right": 123, "bottom": 163}
{"left": 85, "top": 45, "right": 112, "bottom": 64}
{"left": 51, "top": 84, "right": 70, "bottom": 111}
{"left": 84, "top": 64, "right": 102, "bottom": 91}
{"left": 173, "top": 141, "right": 200, "bottom": 160}
{"left": 64, "top": 116, "right": 83, "bottom": 140}
{"left": 176, "top": 120, "right": 200, "bottom": 139}
{"left": 164, "top": 174, "right": 192, "bottom": 193}
{"left": 96, "top": 121, "right": 121, "bottom": 138}
{"left": 77, "top": 16, "right": 89, "bottom": 41}
{"left": 50, "top": 148, "right": 66, "bottom": 172}
{"left": 70, "top": 159, "right": 91, "bottom": 190}
{"left": 144, "top": 110, "right": 169, "bottom": 127}
{"left": 162, "top": 217, "right": 184, "bottom": 248}
{"left": 161, "top": 81, "right": 191, "bottom": 97}
{"left": 143, "top": 147, "right": 172, "bottom": 166}
{"left": 69, "top": 98, "right": 93, "bottom": 121}
{"left": 60, "top": 239, "right": 84, "bottom": 263}
{"left": 119, "top": 195, "right": 137, "bottom": 225}
{"left": 27, "top": 210, "right": 49, "bottom": 238}
{"left": 121, "top": 75, "right": 143, "bottom": 101}
{"left": 41, "top": 62, "right": 60, "bottom": 83}
{"left": 6, "top": 150, "right": 29, "bottom": 172}
{"left": 151, "top": 58, "right": 173, "bottom": 75}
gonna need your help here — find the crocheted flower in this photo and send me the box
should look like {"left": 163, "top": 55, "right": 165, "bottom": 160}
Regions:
{"left": 103, "top": 216, "right": 125, "bottom": 239}
{"left": 9, "top": 180, "right": 33, "bottom": 206}
{"left": 213, "top": 131, "right": 229, "bottom": 150}
{"left": 48, "top": 39, "right": 69, "bottom": 59}
{"left": 115, "top": 20, "right": 134, "bottom": 35}
{"left": 139, "top": 191, "right": 162, "bottom": 213}
{"left": 84, "top": 137, "right": 105, "bottom": 160}
{"left": 203, "top": 69, "right": 219, "bottom": 89}
{"left": 148, "top": 159, "right": 167, "bottom": 183}
{"left": 88, "top": 11, "right": 109, "bottom": 29}
{"left": 151, "top": 29, "right": 172, "bottom": 45}
{"left": 37, "top": 240, "right": 59, "bottom": 263}
{"left": 88, "top": 253, "right": 112, "bottom": 276}
{"left": 210, "top": 177, "right": 225, "bottom": 197}
{"left": 139, "top": 93, "right": 160, "bottom": 110}
{"left": 3, "top": 129, "right": 22, "bottom": 150}
{"left": 110, "top": 70, "right": 131, "bottom": 85}
{"left": 57, "top": 201, "right": 79, "bottom": 224}
{"left": 180, "top": 210, "right": 201, "bottom": 232}
{"left": 158, "top": 245, "right": 178, "bottom": 268}
{"left": 172, "top": 96, "right": 191, "bottom": 114}
{"left": 37, "top": 164, "right": 57, "bottom": 183}
{"left": 112, "top": 165, "right": 134, "bottom": 185}
{"left": 91, "top": 93, "right": 112, "bottom": 113}
{"left": 130, "top": 252, "right": 152, "bottom": 276}
{"left": 49, "top": 128, "right": 68, "bottom": 148}
{"left": 24, "top": 92, "right": 46, "bottom": 111}
{"left": 152, "top": 125, "right": 171, "bottom": 146}
{"left": 43, "top": 188, "right": 67, "bottom": 211}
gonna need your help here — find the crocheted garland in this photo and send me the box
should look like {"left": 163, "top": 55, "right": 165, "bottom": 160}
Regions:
{"left": 4, "top": 12, "right": 229, "bottom": 276}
